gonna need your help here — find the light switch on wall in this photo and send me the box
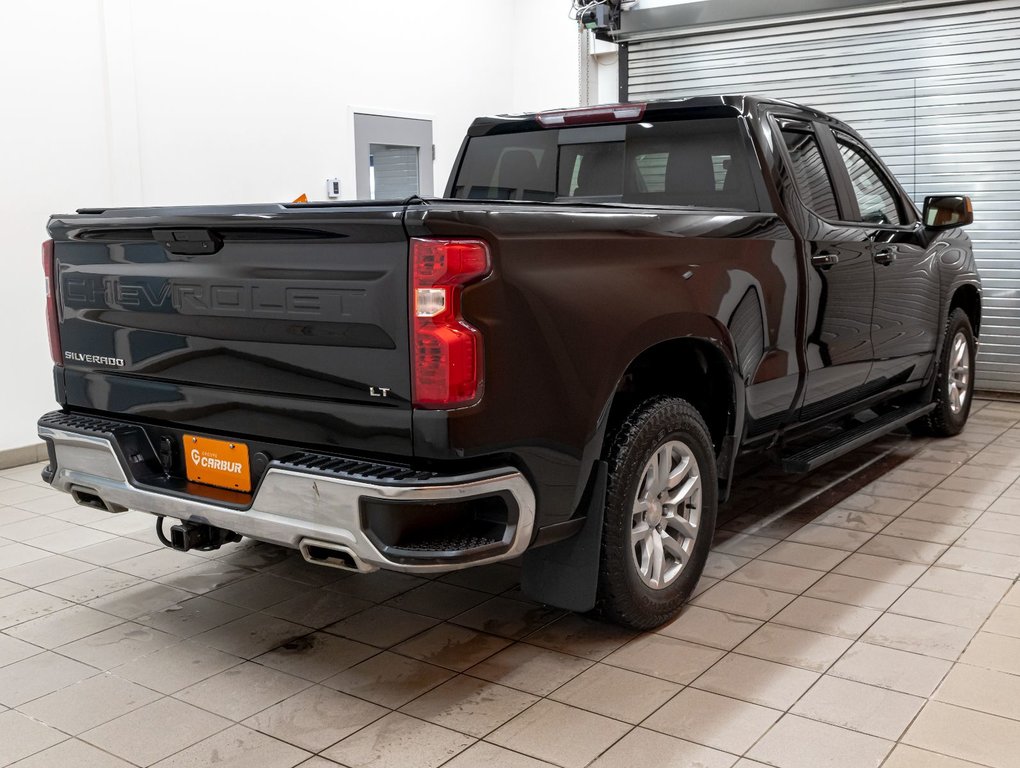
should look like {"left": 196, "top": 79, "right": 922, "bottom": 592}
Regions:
{"left": 326, "top": 177, "right": 341, "bottom": 199}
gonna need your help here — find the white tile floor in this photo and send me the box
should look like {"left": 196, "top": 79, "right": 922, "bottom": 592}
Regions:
{"left": 0, "top": 398, "right": 1019, "bottom": 766}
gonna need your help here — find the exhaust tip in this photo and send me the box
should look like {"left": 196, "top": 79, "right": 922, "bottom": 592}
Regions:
{"left": 70, "top": 487, "right": 127, "bottom": 514}
{"left": 299, "top": 539, "right": 377, "bottom": 573}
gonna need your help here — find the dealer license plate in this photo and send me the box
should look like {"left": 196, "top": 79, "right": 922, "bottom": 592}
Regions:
{"left": 184, "top": 434, "right": 252, "bottom": 493}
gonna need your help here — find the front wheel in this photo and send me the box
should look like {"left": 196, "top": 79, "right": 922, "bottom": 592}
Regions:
{"left": 597, "top": 397, "right": 717, "bottom": 630}
{"left": 911, "top": 308, "right": 976, "bottom": 438}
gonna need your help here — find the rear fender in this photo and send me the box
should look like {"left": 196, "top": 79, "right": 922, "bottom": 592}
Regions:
{"left": 577, "top": 316, "right": 744, "bottom": 509}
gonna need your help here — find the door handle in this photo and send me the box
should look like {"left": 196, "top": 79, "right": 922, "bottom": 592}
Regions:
{"left": 811, "top": 252, "right": 840, "bottom": 268}
{"left": 874, "top": 248, "right": 897, "bottom": 266}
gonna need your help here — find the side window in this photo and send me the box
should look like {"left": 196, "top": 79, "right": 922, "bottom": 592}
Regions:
{"left": 780, "top": 128, "right": 840, "bottom": 220}
{"left": 835, "top": 137, "right": 904, "bottom": 225}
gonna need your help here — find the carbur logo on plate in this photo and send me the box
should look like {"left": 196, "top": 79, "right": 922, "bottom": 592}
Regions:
{"left": 184, "top": 435, "right": 251, "bottom": 492}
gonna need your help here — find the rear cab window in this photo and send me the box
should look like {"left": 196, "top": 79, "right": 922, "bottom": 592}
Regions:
{"left": 451, "top": 117, "right": 761, "bottom": 211}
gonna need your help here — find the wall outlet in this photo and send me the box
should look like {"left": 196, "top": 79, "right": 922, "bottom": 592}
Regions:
{"left": 326, "top": 177, "right": 341, "bottom": 198}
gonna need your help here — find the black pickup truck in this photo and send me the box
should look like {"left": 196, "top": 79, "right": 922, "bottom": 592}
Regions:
{"left": 38, "top": 96, "right": 979, "bottom": 628}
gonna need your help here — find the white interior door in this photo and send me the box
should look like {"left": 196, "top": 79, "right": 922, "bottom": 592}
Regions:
{"left": 354, "top": 113, "right": 434, "bottom": 200}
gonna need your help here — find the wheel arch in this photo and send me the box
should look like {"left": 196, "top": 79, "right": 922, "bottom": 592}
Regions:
{"left": 521, "top": 333, "right": 742, "bottom": 615}
{"left": 949, "top": 282, "right": 981, "bottom": 337}
{"left": 601, "top": 335, "right": 743, "bottom": 496}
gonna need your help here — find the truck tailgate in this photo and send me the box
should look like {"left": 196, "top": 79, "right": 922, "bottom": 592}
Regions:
{"left": 48, "top": 203, "right": 413, "bottom": 456}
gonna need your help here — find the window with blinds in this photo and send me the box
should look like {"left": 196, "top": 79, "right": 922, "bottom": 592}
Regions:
{"left": 369, "top": 144, "right": 420, "bottom": 200}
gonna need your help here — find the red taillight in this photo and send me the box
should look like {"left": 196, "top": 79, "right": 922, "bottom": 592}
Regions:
{"left": 411, "top": 238, "right": 490, "bottom": 408}
{"left": 42, "top": 239, "right": 62, "bottom": 366}
{"left": 536, "top": 103, "right": 646, "bottom": 126}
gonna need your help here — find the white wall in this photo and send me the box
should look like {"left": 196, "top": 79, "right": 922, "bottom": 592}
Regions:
{"left": 510, "top": 0, "right": 584, "bottom": 114}
{"left": 0, "top": 0, "right": 579, "bottom": 451}
{"left": 0, "top": 1, "right": 112, "bottom": 453}
{"left": 125, "top": 0, "right": 579, "bottom": 205}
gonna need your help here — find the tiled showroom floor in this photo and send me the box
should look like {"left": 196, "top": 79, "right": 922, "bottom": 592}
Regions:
{"left": 2, "top": 399, "right": 1020, "bottom": 767}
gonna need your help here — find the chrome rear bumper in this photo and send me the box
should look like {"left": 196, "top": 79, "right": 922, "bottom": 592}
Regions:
{"left": 38, "top": 419, "right": 535, "bottom": 574}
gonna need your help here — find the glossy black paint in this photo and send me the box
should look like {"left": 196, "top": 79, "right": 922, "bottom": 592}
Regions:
{"left": 45, "top": 96, "right": 980, "bottom": 538}
{"left": 49, "top": 205, "right": 416, "bottom": 457}
{"left": 405, "top": 204, "right": 787, "bottom": 521}
{"left": 763, "top": 104, "right": 967, "bottom": 418}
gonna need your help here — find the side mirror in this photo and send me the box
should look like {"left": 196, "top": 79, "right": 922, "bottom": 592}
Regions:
{"left": 923, "top": 195, "right": 974, "bottom": 229}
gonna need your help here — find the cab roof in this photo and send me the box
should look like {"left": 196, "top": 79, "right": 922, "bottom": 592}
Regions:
{"left": 467, "top": 95, "right": 835, "bottom": 136}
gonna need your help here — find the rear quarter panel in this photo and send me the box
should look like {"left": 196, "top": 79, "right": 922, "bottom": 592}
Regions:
{"left": 408, "top": 203, "right": 798, "bottom": 525}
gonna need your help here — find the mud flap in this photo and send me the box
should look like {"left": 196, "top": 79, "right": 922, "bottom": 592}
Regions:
{"left": 521, "top": 461, "right": 607, "bottom": 613}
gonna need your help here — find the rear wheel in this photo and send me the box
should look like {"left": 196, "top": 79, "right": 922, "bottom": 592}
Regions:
{"left": 911, "top": 308, "right": 976, "bottom": 437}
{"left": 598, "top": 397, "right": 717, "bottom": 630}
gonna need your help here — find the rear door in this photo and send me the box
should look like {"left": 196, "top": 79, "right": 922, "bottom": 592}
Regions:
{"left": 776, "top": 119, "right": 876, "bottom": 418}
{"left": 51, "top": 204, "right": 414, "bottom": 456}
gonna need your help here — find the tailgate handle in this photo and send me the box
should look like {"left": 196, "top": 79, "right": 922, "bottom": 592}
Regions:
{"left": 157, "top": 229, "right": 223, "bottom": 256}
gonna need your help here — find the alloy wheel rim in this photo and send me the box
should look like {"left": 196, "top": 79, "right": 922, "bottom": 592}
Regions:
{"left": 630, "top": 440, "right": 702, "bottom": 590}
{"left": 948, "top": 331, "right": 970, "bottom": 415}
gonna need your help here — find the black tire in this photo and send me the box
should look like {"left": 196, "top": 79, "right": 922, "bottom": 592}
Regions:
{"left": 911, "top": 308, "right": 976, "bottom": 437}
{"left": 597, "top": 397, "right": 717, "bottom": 630}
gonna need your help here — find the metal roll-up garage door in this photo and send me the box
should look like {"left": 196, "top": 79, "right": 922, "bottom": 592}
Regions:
{"left": 624, "top": 0, "right": 1020, "bottom": 391}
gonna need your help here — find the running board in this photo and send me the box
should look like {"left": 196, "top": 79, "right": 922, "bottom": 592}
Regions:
{"left": 781, "top": 403, "right": 935, "bottom": 474}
